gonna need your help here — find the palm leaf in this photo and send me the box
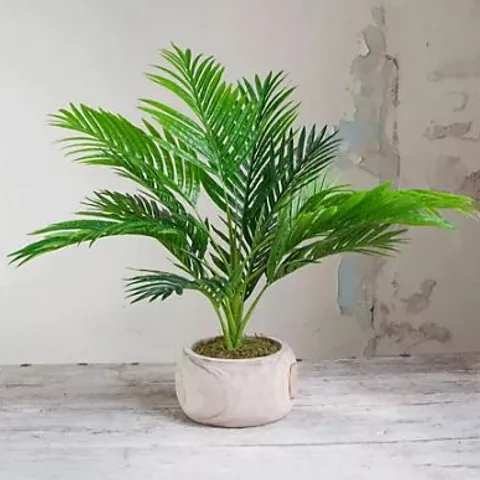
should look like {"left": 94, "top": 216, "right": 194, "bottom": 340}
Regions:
{"left": 144, "top": 45, "right": 265, "bottom": 266}
{"left": 266, "top": 182, "right": 475, "bottom": 281}
{"left": 8, "top": 219, "right": 180, "bottom": 266}
{"left": 126, "top": 270, "right": 227, "bottom": 304}
{"left": 10, "top": 190, "right": 210, "bottom": 276}
{"left": 51, "top": 104, "right": 201, "bottom": 207}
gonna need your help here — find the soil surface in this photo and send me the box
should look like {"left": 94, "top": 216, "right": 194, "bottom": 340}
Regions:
{"left": 193, "top": 336, "right": 281, "bottom": 359}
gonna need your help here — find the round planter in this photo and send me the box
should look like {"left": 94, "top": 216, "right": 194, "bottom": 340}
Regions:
{"left": 175, "top": 337, "right": 297, "bottom": 428}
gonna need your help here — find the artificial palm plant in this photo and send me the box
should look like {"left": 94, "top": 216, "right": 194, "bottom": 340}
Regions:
{"left": 10, "top": 45, "right": 474, "bottom": 353}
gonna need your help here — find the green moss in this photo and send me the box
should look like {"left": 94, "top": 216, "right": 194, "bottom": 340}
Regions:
{"left": 193, "top": 336, "right": 281, "bottom": 359}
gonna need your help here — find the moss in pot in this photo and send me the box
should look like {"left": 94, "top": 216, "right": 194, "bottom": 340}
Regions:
{"left": 10, "top": 45, "right": 475, "bottom": 427}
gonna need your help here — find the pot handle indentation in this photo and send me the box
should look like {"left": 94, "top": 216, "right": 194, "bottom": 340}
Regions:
{"left": 289, "top": 362, "right": 298, "bottom": 399}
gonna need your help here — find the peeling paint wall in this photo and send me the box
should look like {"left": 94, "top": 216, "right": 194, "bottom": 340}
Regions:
{"left": 338, "top": 0, "right": 480, "bottom": 358}
{"left": 339, "top": 6, "right": 400, "bottom": 183}
{"left": 337, "top": 5, "right": 403, "bottom": 357}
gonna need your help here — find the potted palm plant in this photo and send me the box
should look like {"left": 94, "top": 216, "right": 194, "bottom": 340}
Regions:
{"left": 10, "top": 45, "right": 475, "bottom": 428}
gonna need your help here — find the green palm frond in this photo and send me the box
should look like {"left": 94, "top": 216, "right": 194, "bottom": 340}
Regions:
{"left": 10, "top": 44, "right": 477, "bottom": 350}
{"left": 51, "top": 104, "right": 201, "bottom": 207}
{"left": 8, "top": 219, "right": 180, "bottom": 266}
{"left": 126, "top": 270, "right": 226, "bottom": 304}
{"left": 144, "top": 46, "right": 259, "bottom": 217}
{"left": 10, "top": 189, "right": 210, "bottom": 276}
{"left": 147, "top": 46, "right": 258, "bottom": 173}
{"left": 266, "top": 182, "right": 475, "bottom": 281}
{"left": 237, "top": 72, "right": 299, "bottom": 241}
{"left": 80, "top": 190, "right": 170, "bottom": 221}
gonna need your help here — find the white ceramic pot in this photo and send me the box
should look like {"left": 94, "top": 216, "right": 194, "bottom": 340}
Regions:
{"left": 175, "top": 337, "right": 297, "bottom": 428}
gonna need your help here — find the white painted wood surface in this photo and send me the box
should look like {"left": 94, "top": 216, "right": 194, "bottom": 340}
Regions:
{"left": 1, "top": 354, "right": 479, "bottom": 479}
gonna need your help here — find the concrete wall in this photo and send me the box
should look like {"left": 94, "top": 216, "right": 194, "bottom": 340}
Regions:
{"left": 1, "top": 0, "right": 479, "bottom": 364}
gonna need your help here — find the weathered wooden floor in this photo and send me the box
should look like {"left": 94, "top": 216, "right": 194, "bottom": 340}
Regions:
{"left": 1, "top": 354, "right": 479, "bottom": 479}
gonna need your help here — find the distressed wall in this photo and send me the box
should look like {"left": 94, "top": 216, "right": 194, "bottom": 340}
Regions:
{"left": 338, "top": 0, "right": 480, "bottom": 357}
{"left": 1, "top": 0, "right": 479, "bottom": 364}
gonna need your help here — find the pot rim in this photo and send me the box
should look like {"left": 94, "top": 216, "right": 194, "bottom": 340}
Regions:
{"left": 183, "top": 335, "right": 288, "bottom": 363}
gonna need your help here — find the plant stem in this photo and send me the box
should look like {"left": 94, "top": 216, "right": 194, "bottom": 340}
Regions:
{"left": 223, "top": 302, "right": 239, "bottom": 348}
{"left": 233, "top": 285, "right": 268, "bottom": 348}
{"left": 212, "top": 303, "right": 233, "bottom": 350}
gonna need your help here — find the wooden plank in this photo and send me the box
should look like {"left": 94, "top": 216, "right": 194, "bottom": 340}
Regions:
{"left": 1, "top": 441, "right": 480, "bottom": 480}
{"left": 1, "top": 357, "right": 479, "bottom": 408}
{"left": 2, "top": 400, "right": 480, "bottom": 446}
{"left": 0, "top": 355, "right": 479, "bottom": 479}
